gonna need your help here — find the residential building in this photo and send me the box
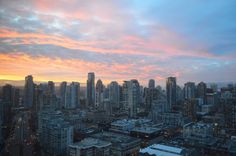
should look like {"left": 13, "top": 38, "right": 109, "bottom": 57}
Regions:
{"left": 87, "top": 72, "right": 95, "bottom": 107}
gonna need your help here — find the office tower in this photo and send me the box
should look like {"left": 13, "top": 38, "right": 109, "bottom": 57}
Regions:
{"left": 148, "top": 79, "right": 155, "bottom": 89}
{"left": 24, "top": 75, "right": 34, "bottom": 108}
{"left": 47, "top": 81, "right": 55, "bottom": 95}
{"left": 87, "top": 72, "right": 95, "bottom": 107}
{"left": 127, "top": 79, "right": 140, "bottom": 118}
{"left": 197, "top": 82, "right": 207, "bottom": 104}
{"left": 60, "top": 81, "right": 67, "bottom": 108}
{"left": 95, "top": 79, "right": 104, "bottom": 109}
{"left": 108, "top": 81, "right": 120, "bottom": 111}
{"left": 184, "top": 82, "right": 196, "bottom": 100}
{"left": 166, "top": 77, "right": 176, "bottom": 111}
{"left": 70, "top": 82, "right": 80, "bottom": 108}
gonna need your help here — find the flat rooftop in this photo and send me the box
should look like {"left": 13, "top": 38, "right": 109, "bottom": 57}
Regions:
{"left": 69, "top": 138, "right": 111, "bottom": 149}
{"left": 140, "top": 144, "right": 184, "bottom": 156}
{"left": 92, "top": 131, "right": 141, "bottom": 148}
{"left": 131, "top": 127, "right": 161, "bottom": 134}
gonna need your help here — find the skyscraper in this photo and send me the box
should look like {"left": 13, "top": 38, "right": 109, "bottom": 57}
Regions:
{"left": 197, "top": 82, "right": 207, "bottom": 104}
{"left": 24, "top": 75, "right": 34, "bottom": 108}
{"left": 12, "top": 88, "right": 20, "bottom": 107}
{"left": 95, "top": 79, "right": 104, "bottom": 109}
{"left": 146, "top": 79, "right": 156, "bottom": 111}
{"left": 70, "top": 82, "right": 80, "bottom": 108}
{"left": 60, "top": 81, "right": 67, "bottom": 108}
{"left": 87, "top": 72, "right": 95, "bottom": 107}
{"left": 1, "top": 84, "right": 13, "bottom": 125}
{"left": 65, "top": 82, "right": 80, "bottom": 109}
{"left": 148, "top": 79, "right": 155, "bottom": 89}
{"left": 127, "top": 79, "right": 140, "bottom": 118}
{"left": 184, "top": 82, "right": 196, "bottom": 100}
{"left": 121, "top": 81, "right": 129, "bottom": 110}
{"left": 166, "top": 77, "right": 176, "bottom": 111}
{"left": 108, "top": 81, "right": 120, "bottom": 111}
{"left": 48, "top": 81, "right": 55, "bottom": 95}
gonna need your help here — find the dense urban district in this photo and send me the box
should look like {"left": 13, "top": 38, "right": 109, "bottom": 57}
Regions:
{"left": 0, "top": 73, "right": 236, "bottom": 156}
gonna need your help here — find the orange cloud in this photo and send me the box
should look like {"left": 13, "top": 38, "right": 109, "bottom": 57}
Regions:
{"left": 0, "top": 52, "right": 159, "bottom": 84}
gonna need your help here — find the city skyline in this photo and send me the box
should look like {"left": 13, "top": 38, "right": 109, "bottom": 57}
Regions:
{"left": 1, "top": 0, "right": 236, "bottom": 86}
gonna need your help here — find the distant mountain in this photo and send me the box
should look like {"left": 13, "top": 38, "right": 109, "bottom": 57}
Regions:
{"left": 0, "top": 79, "right": 25, "bottom": 86}
{"left": 0, "top": 79, "right": 87, "bottom": 87}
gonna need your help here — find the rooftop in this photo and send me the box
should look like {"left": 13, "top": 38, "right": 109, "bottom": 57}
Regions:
{"left": 131, "top": 127, "right": 161, "bottom": 134}
{"left": 92, "top": 131, "right": 141, "bottom": 148}
{"left": 69, "top": 138, "right": 111, "bottom": 149}
{"left": 140, "top": 144, "right": 185, "bottom": 156}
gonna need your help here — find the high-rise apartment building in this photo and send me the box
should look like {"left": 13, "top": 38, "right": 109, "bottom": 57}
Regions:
{"left": 166, "top": 77, "right": 176, "bottom": 111}
{"left": 95, "top": 79, "right": 104, "bottom": 109}
{"left": 127, "top": 80, "right": 140, "bottom": 118}
{"left": 60, "top": 81, "right": 67, "bottom": 108}
{"left": 148, "top": 79, "right": 155, "bottom": 89}
{"left": 184, "top": 82, "right": 196, "bottom": 100}
{"left": 24, "top": 75, "right": 34, "bottom": 108}
{"left": 108, "top": 81, "right": 120, "bottom": 111}
{"left": 87, "top": 72, "right": 95, "bottom": 107}
{"left": 197, "top": 82, "right": 207, "bottom": 104}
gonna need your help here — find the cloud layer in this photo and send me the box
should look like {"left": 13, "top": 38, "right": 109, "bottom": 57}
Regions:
{"left": 0, "top": 0, "right": 236, "bottom": 86}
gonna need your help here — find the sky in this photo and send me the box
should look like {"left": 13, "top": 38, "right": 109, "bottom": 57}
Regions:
{"left": 0, "top": 0, "right": 236, "bottom": 86}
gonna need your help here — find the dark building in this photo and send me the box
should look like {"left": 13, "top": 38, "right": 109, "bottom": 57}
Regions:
{"left": 24, "top": 75, "right": 34, "bottom": 108}
{"left": 95, "top": 79, "right": 104, "bottom": 109}
{"left": 184, "top": 82, "right": 195, "bottom": 100}
{"left": 1, "top": 84, "right": 13, "bottom": 125}
{"left": 222, "top": 98, "right": 236, "bottom": 130}
{"left": 166, "top": 77, "right": 176, "bottom": 111}
{"left": 197, "top": 82, "right": 207, "bottom": 104}
{"left": 87, "top": 72, "right": 95, "bottom": 107}
{"left": 59, "top": 81, "right": 67, "bottom": 108}
{"left": 12, "top": 88, "right": 20, "bottom": 107}
{"left": 47, "top": 81, "right": 55, "bottom": 95}
{"left": 183, "top": 99, "right": 198, "bottom": 122}
{"left": 148, "top": 79, "right": 155, "bottom": 89}
{"left": 108, "top": 81, "right": 120, "bottom": 112}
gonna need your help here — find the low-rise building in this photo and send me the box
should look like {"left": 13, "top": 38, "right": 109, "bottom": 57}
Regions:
{"left": 92, "top": 131, "right": 141, "bottom": 156}
{"left": 130, "top": 127, "right": 161, "bottom": 140}
{"left": 183, "top": 122, "right": 216, "bottom": 145}
{"left": 68, "top": 138, "right": 111, "bottom": 156}
{"left": 139, "top": 143, "right": 197, "bottom": 156}
{"left": 161, "top": 112, "right": 188, "bottom": 127}
{"left": 110, "top": 119, "right": 152, "bottom": 134}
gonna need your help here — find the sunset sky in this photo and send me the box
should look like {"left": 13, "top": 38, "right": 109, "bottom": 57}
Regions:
{"left": 0, "top": 0, "right": 236, "bottom": 86}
